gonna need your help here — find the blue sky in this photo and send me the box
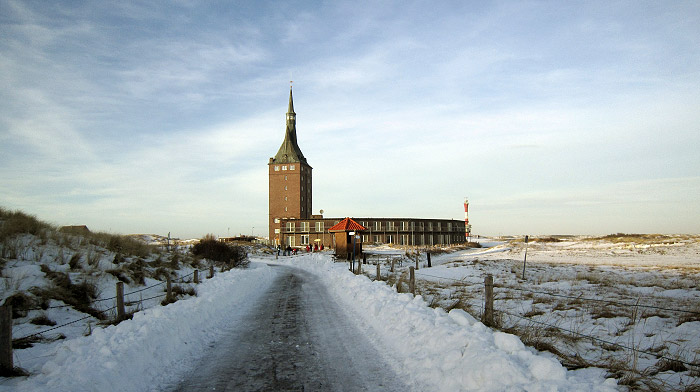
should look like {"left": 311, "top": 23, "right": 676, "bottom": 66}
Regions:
{"left": 1, "top": 1, "right": 699, "bottom": 238}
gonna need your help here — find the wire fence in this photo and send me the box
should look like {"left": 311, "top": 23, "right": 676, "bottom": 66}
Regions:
{"left": 499, "top": 309, "right": 700, "bottom": 369}
{"left": 400, "top": 266, "right": 700, "bottom": 369}
{"left": 12, "top": 269, "right": 204, "bottom": 342}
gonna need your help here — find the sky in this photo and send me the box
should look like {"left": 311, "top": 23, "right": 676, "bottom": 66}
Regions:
{"left": 1, "top": 1, "right": 699, "bottom": 239}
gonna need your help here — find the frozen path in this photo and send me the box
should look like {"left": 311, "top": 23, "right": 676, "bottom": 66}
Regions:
{"left": 173, "top": 265, "right": 409, "bottom": 391}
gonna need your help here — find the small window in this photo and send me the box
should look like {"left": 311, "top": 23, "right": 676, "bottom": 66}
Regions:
{"left": 282, "top": 165, "right": 288, "bottom": 171}
{"left": 274, "top": 166, "right": 280, "bottom": 171}
{"left": 285, "top": 196, "right": 288, "bottom": 201}
{"left": 274, "top": 218, "right": 280, "bottom": 223}
{"left": 285, "top": 186, "right": 288, "bottom": 190}
{"left": 290, "top": 165, "right": 295, "bottom": 170}
{"left": 285, "top": 175, "right": 288, "bottom": 180}
{"left": 285, "top": 207, "right": 288, "bottom": 212}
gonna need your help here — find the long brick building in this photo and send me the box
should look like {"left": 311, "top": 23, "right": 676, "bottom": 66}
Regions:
{"left": 268, "top": 88, "right": 466, "bottom": 249}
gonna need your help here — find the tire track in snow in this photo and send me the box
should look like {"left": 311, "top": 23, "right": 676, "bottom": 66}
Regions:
{"left": 172, "top": 265, "right": 408, "bottom": 391}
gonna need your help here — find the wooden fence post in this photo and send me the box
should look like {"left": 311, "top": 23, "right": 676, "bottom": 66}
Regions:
{"left": 166, "top": 275, "right": 172, "bottom": 302}
{"left": 391, "top": 259, "right": 395, "bottom": 272}
{"left": 363, "top": 254, "right": 367, "bottom": 264}
{"left": 194, "top": 270, "right": 199, "bottom": 284}
{"left": 409, "top": 267, "right": 415, "bottom": 295}
{"left": 427, "top": 252, "right": 432, "bottom": 268}
{"left": 482, "top": 274, "right": 494, "bottom": 327}
{"left": 376, "top": 263, "right": 381, "bottom": 281}
{"left": 209, "top": 265, "right": 214, "bottom": 279}
{"left": 415, "top": 258, "right": 419, "bottom": 270}
{"left": 116, "top": 282, "right": 125, "bottom": 322}
{"left": 357, "top": 259, "right": 362, "bottom": 274}
{"left": 0, "top": 304, "right": 12, "bottom": 374}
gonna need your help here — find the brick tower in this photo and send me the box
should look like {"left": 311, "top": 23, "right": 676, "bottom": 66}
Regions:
{"left": 268, "top": 87, "right": 312, "bottom": 245}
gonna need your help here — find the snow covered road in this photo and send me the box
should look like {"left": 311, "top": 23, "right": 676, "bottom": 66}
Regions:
{"left": 173, "top": 264, "right": 409, "bottom": 391}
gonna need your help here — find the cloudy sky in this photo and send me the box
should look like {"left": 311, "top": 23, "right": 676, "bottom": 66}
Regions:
{"left": 1, "top": 1, "right": 699, "bottom": 238}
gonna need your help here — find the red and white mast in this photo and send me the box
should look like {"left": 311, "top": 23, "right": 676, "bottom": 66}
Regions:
{"left": 464, "top": 198, "right": 471, "bottom": 240}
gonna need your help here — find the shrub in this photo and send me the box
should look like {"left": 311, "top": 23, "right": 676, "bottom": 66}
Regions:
{"left": 191, "top": 236, "right": 248, "bottom": 269}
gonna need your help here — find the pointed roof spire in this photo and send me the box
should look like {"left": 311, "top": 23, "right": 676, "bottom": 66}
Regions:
{"left": 288, "top": 85, "right": 295, "bottom": 114}
{"left": 271, "top": 86, "right": 308, "bottom": 165}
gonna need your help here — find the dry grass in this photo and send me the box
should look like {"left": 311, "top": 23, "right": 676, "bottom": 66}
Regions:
{"left": 0, "top": 208, "right": 54, "bottom": 241}
{"left": 32, "top": 265, "right": 103, "bottom": 319}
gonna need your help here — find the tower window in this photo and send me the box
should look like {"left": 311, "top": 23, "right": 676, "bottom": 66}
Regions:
{"left": 274, "top": 166, "right": 280, "bottom": 171}
{"left": 290, "top": 165, "right": 295, "bottom": 170}
{"left": 282, "top": 165, "right": 288, "bottom": 171}
{"left": 285, "top": 175, "right": 288, "bottom": 180}
{"left": 285, "top": 186, "right": 287, "bottom": 190}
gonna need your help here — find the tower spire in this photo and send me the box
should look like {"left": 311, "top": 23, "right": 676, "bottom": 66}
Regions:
{"left": 288, "top": 84, "right": 295, "bottom": 115}
{"left": 271, "top": 86, "right": 306, "bottom": 164}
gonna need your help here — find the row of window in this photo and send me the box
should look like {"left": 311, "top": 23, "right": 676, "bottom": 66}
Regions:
{"left": 274, "top": 165, "right": 308, "bottom": 172}
{"left": 274, "top": 164, "right": 296, "bottom": 171}
{"left": 277, "top": 221, "right": 463, "bottom": 234}
{"left": 360, "top": 221, "right": 460, "bottom": 232}
{"left": 284, "top": 221, "right": 325, "bottom": 233}
{"left": 283, "top": 233, "right": 463, "bottom": 247}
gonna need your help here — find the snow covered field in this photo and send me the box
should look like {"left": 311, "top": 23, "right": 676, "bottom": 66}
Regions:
{"left": 381, "top": 235, "right": 700, "bottom": 391}
{"left": 2, "top": 230, "right": 698, "bottom": 391}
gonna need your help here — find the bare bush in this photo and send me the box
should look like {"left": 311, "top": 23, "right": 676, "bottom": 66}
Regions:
{"left": 191, "top": 236, "right": 248, "bottom": 269}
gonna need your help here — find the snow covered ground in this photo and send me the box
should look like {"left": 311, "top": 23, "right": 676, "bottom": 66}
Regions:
{"left": 383, "top": 235, "right": 700, "bottom": 391}
{"left": 3, "top": 233, "right": 698, "bottom": 391}
{"left": 3, "top": 250, "right": 618, "bottom": 391}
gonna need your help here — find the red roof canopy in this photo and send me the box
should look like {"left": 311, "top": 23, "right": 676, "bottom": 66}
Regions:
{"left": 328, "top": 217, "right": 367, "bottom": 232}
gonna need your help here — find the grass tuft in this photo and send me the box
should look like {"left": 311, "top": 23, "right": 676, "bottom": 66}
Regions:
{"left": 30, "top": 314, "right": 57, "bottom": 326}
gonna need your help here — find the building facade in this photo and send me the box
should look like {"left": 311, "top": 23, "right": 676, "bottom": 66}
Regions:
{"left": 268, "top": 88, "right": 466, "bottom": 248}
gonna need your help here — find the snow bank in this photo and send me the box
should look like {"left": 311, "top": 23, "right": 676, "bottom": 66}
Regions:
{"left": 4, "top": 262, "right": 276, "bottom": 392}
{"left": 282, "top": 254, "right": 618, "bottom": 392}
